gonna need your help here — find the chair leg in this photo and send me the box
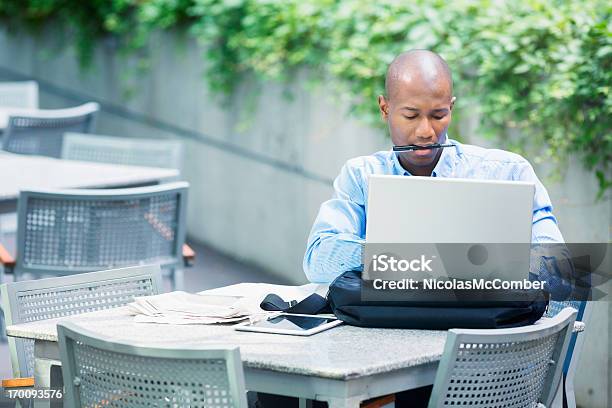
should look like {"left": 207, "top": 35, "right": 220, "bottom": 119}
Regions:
{"left": 49, "top": 364, "right": 63, "bottom": 389}
{"left": 549, "top": 380, "right": 564, "bottom": 408}
{"left": 564, "top": 378, "right": 576, "bottom": 408}
{"left": 0, "top": 305, "right": 7, "bottom": 343}
{"left": 49, "top": 365, "right": 63, "bottom": 408}
{"left": 172, "top": 268, "right": 185, "bottom": 292}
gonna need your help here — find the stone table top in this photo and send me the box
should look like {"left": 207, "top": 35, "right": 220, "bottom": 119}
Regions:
{"left": 7, "top": 307, "right": 448, "bottom": 380}
{"left": 0, "top": 151, "right": 179, "bottom": 202}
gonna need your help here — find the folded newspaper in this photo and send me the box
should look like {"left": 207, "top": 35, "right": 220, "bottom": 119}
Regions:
{"left": 127, "top": 283, "right": 327, "bottom": 325}
{"left": 127, "top": 292, "right": 268, "bottom": 324}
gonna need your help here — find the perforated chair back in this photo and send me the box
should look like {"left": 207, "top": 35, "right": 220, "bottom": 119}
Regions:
{"left": 58, "top": 321, "right": 247, "bottom": 408}
{"left": 428, "top": 308, "right": 577, "bottom": 408}
{"left": 2, "top": 102, "right": 99, "bottom": 157}
{"left": 0, "top": 81, "right": 38, "bottom": 109}
{"left": 0, "top": 265, "right": 163, "bottom": 378}
{"left": 14, "top": 182, "right": 188, "bottom": 281}
{"left": 62, "top": 132, "right": 184, "bottom": 174}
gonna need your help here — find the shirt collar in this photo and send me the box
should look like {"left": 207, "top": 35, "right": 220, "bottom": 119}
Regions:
{"left": 391, "top": 138, "right": 462, "bottom": 177}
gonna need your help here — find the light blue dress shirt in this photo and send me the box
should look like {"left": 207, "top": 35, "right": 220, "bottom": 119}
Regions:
{"left": 303, "top": 139, "right": 565, "bottom": 284}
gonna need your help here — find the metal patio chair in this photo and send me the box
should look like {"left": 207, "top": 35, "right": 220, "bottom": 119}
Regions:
{"left": 545, "top": 300, "right": 592, "bottom": 408}
{"left": 58, "top": 321, "right": 248, "bottom": 408}
{"left": 0, "top": 182, "right": 194, "bottom": 290}
{"left": 2, "top": 102, "right": 99, "bottom": 157}
{"left": 0, "top": 265, "right": 163, "bottom": 380}
{"left": 428, "top": 307, "right": 577, "bottom": 408}
{"left": 0, "top": 81, "right": 38, "bottom": 109}
{"left": 0, "top": 81, "right": 39, "bottom": 235}
{"left": 62, "top": 132, "right": 184, "bottom": 174}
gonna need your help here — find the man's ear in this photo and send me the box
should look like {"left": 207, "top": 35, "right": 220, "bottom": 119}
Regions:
{"left": 378, "top": 95, "right": 389, "bottom": 120}
{"left": 450, "top": 96, "right": 456, "bottom": 110}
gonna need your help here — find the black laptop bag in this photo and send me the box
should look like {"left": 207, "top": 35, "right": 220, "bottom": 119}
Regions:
{"left": 326, "top": 269, "right": 549, "bottom": 329}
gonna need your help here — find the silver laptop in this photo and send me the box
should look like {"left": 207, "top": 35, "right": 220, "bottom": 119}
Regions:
{"left": 365, "top": 175, "right": 535, "bottom": 281}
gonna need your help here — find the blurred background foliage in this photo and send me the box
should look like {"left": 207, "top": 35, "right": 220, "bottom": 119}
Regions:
{"left": 1, "top": 0, "right": 610, "bottom": 195}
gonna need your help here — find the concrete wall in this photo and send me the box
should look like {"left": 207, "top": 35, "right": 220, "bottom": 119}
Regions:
{"left": 0, "top": 27, "right": 609, "bottom": 407}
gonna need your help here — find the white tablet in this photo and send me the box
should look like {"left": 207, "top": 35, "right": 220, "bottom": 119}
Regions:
{"left": 234, "top": 313, "right": 342, "bottom": 336}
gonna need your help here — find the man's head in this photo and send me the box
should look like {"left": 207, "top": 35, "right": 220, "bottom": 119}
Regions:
{"left": 378, "top": 50, "right": 456, "bottom": 175}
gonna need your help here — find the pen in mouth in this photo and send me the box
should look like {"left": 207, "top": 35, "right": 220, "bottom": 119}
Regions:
{"left": 392, "top": 143, "right": 455, "bottom": 152}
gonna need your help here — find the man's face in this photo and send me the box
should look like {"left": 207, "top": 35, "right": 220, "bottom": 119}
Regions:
{"left": 378, "top": 81, "right": 455, "bottom": 170}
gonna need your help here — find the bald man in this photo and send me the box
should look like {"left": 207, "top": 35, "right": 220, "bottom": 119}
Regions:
{"left": 303, "top": 50, "right": 564, "bottom": 283}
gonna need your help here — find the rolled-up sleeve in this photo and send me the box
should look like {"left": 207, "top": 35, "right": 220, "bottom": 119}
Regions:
{"left": 303, "top": 162, "right": 366, "bottom": 283}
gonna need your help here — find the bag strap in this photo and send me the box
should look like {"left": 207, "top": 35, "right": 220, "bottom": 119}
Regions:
{"left": 260, "top": 293, "right": 330, "bottom": 314}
